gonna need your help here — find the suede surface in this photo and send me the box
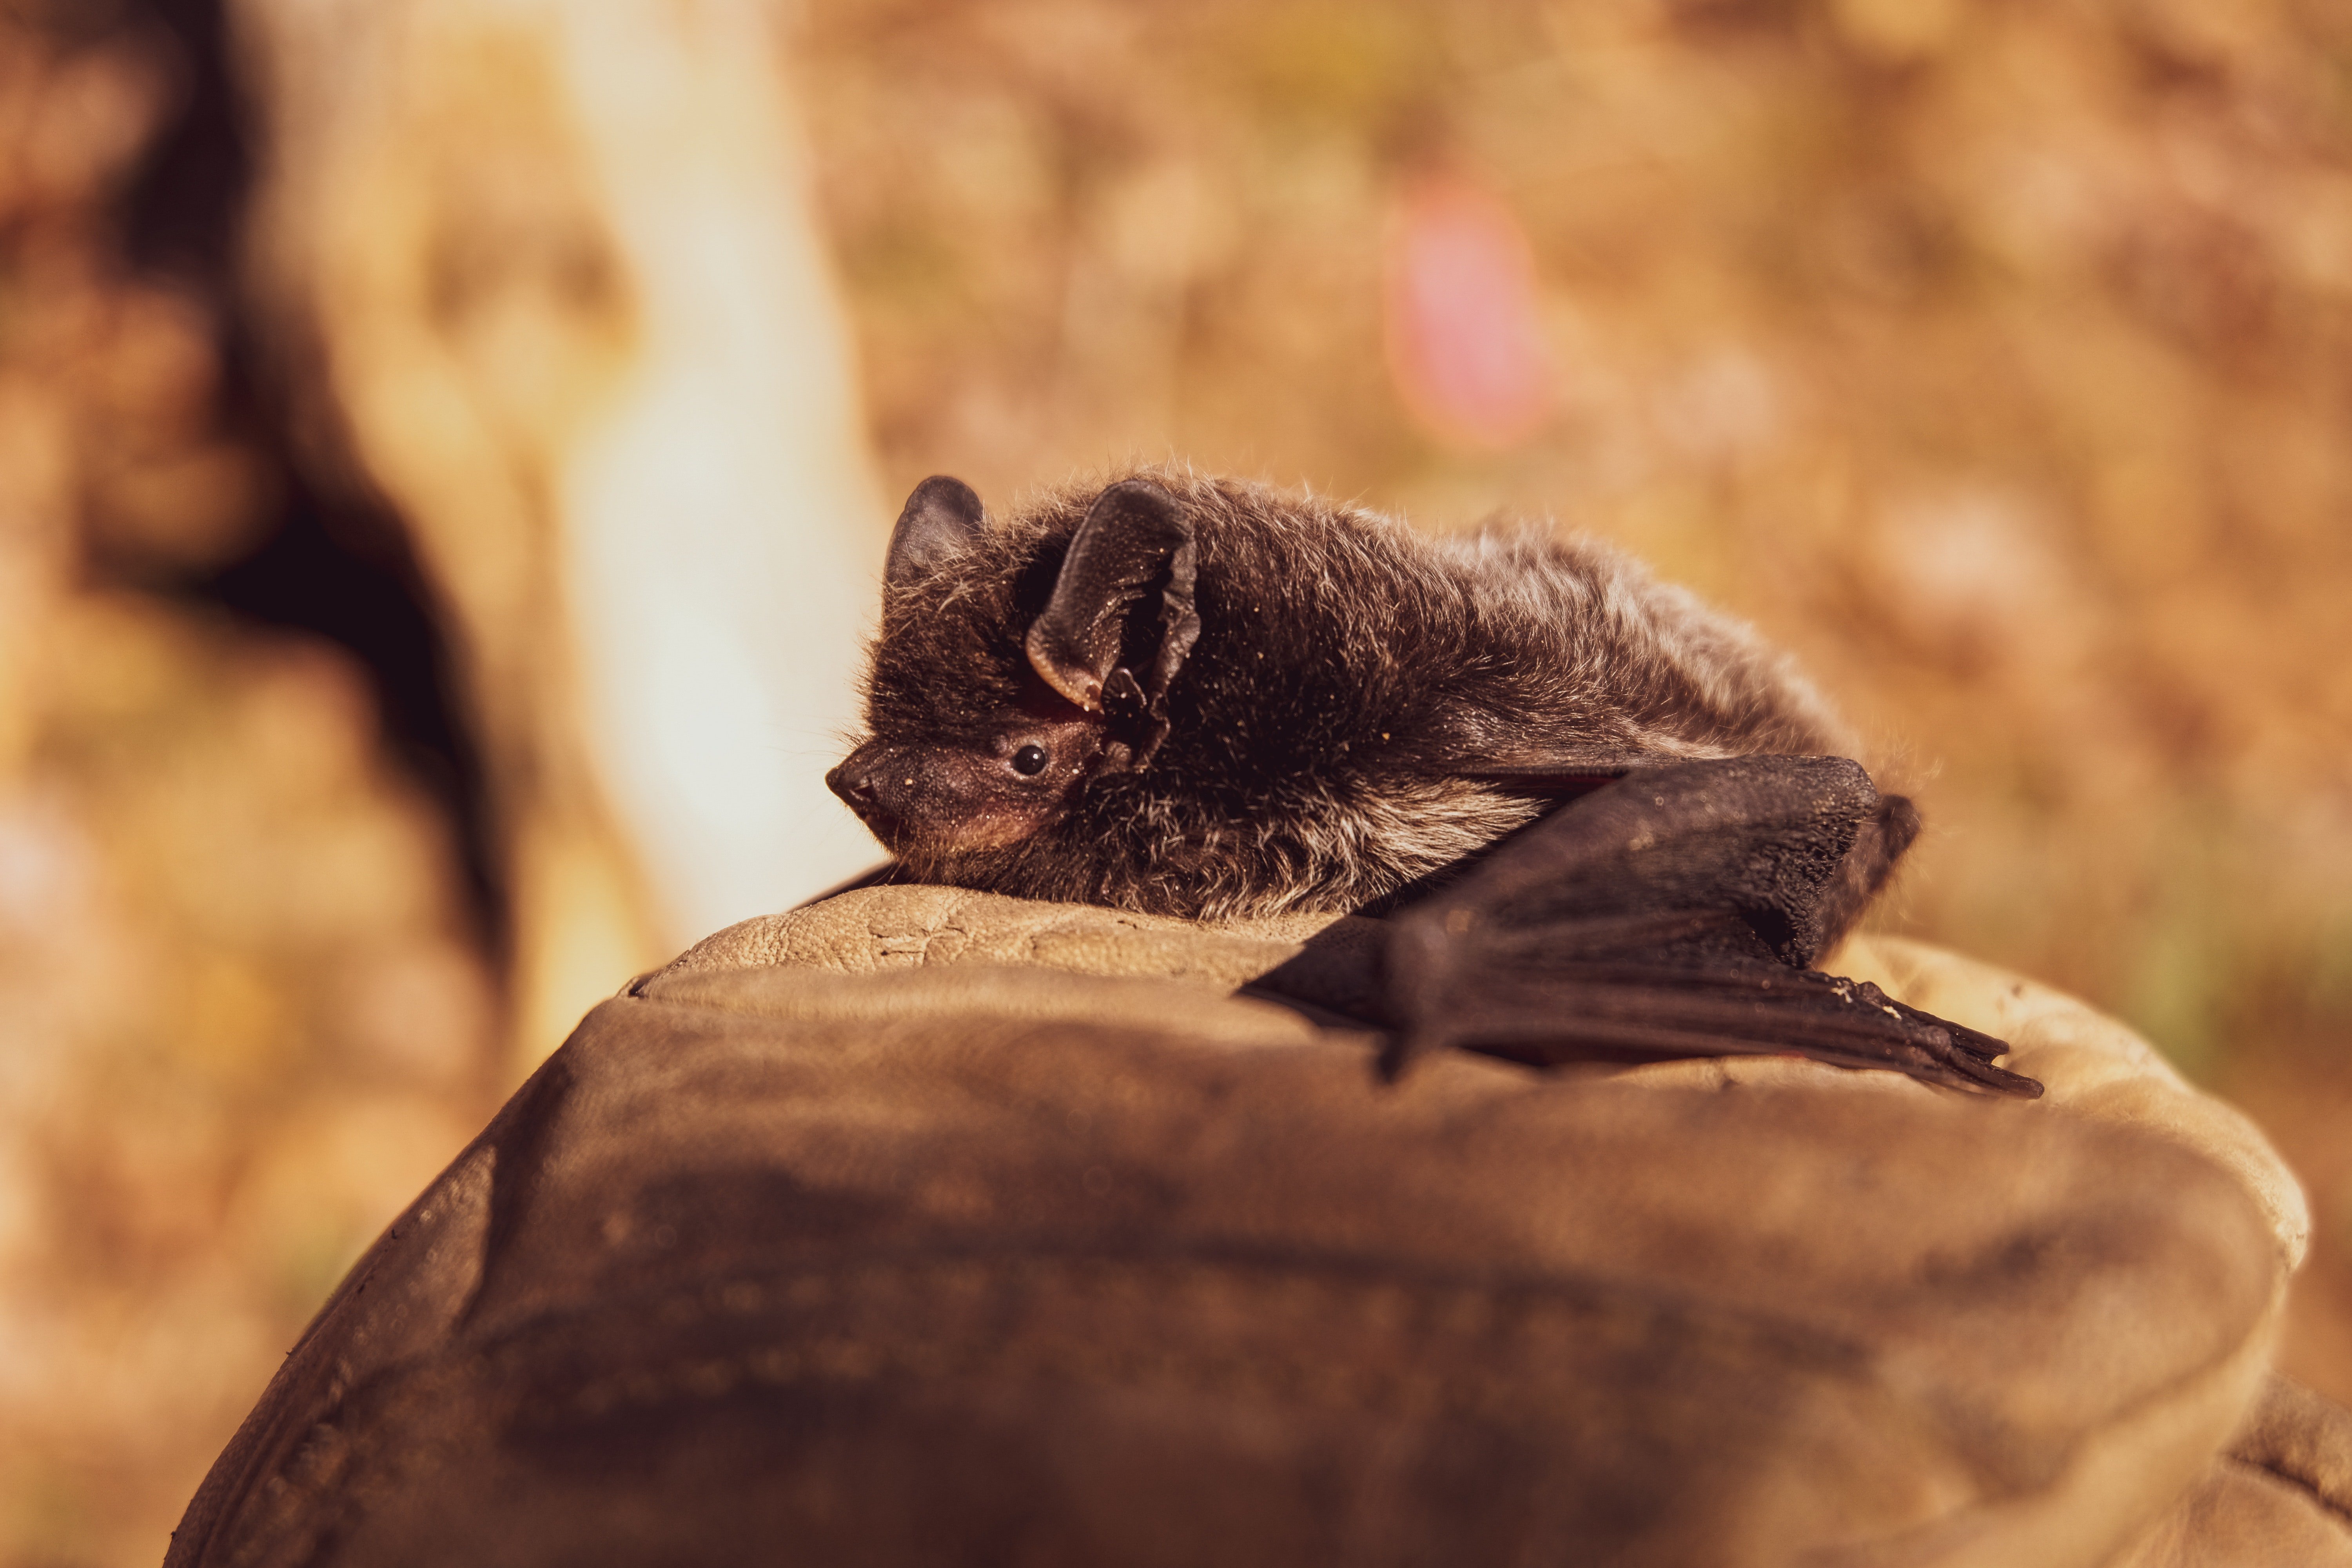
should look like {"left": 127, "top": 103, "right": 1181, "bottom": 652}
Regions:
{"left": 167, "top": 887, "right": 2345, "bottom": 1568}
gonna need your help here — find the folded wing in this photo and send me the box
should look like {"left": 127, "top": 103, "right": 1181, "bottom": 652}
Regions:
{"left": 1381, "top": 756, "right": 2042, "bottom": 1098}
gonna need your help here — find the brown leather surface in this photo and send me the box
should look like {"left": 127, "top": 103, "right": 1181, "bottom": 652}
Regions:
{"left": 165, "top": 915, "right": 2314, "bottom": 1568}
{"left": 2230, "top": 1374, "right": 2352, "bottom": 1529}
{"left": 2110, "top": 1377, "right": 2352, "bottom": 1567}
{"left": 668, "top": 888, "right": 2312, "bottom": 1276}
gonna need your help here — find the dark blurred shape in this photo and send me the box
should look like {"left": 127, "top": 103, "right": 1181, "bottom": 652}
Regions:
{"left": 122, "top": 0, "right": 242, "bottom": 287}
{"left": 0, "top": 4, "right": 499, "bottom": 1563}
{"left": 223, "top": 0, "right": 885, "bottom": 1059}
{"left": 195, "top": 498, "right": 504, "bottom": 958}
{"left": 112, "top": 0, "right": 505, "bottom": 956}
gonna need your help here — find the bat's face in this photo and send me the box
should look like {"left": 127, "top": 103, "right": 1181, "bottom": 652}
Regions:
{"left": 826, "top": 695, "right": 1106, "bottom": 858}
{"left": 828, "top": 474, "right": 1199, "bottom": 874}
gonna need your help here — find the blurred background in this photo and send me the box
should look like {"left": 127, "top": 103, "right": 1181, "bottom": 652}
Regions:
{"left": 2, "top": 0, "right": 2348, "bottom": 1560}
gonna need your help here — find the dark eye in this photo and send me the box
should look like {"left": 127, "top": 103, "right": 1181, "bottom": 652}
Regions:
{"left": 1011, "top": 743, "right": 1049, "bottom": 776}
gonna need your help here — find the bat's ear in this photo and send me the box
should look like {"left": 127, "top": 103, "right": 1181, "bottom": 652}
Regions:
{"left": 885, "top": 475, "right": 986, "bottom": 587}
{"left": 1025, "top": 479, "right": 1201, "bottom": 724}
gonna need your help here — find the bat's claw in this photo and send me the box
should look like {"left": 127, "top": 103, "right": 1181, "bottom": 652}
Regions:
{"left": 1846, "top": 981, "right": 2043, "bottom": 1098}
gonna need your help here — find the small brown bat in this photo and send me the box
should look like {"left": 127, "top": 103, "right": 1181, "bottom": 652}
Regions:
{"left": 828, "top": 469, "right": 2039, "bottom": 1097}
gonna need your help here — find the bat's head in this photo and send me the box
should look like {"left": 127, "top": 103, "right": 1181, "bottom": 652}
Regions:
{"left": 829, "top": 469, "right": 1582, "bottom": 916}
{"left": 827, "top": 474, "right": 1201, "bottom": 872}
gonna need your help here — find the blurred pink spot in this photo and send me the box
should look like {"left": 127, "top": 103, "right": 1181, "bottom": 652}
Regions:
{"left": 1384, "top": 178, "right": 1556, "bottom": 449}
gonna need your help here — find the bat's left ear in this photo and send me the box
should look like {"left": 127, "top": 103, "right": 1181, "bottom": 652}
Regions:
{"left": 1026, "top": 479, "right": 1201, "bottom": 735}
{"left": 885, "top": 475, "right": 987, "bottom": 587}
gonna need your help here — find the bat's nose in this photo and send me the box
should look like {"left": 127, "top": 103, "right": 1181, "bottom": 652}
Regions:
{"left": 825, "top": 759, "right": 877, "bottom": 812}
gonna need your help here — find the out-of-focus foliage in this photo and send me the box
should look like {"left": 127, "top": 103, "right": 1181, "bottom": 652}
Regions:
{"left": 0, "top": 9, "right": 494, "bottom": 1565}
{"left": 797, "top": 0, "right": 2352, "bottom": 1397}
{"left": 230, "top": 0, "right": 887, "bottom": 1041}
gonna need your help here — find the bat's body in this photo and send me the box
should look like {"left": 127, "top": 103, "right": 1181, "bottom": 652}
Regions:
{"left": 829, "top": 470, "right": 2039, "bottom": 1097}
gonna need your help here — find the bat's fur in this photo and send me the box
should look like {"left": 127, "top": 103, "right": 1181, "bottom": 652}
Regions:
{"left": 849, "top": 467, "right": 1907, "bottom": 927}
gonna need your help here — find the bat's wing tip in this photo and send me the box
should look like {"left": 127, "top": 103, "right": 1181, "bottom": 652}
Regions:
{"left": 1926, "top": 1015, "right": 2045, "bottom": 1099}
{"left": 1968, "top": 1060, "right": 2046, "bottom": 1099}
{"left": 1916, "top": 1038, "right": 2043, "bottom": 1098}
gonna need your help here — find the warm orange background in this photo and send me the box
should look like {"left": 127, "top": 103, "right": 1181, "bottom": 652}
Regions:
{"left": 2, "top": 2, "right": 2348, "bottom": 1563}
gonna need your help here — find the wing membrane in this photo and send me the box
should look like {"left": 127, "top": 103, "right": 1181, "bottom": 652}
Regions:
{"left": 1382, "top": 758, "right": 2042, "bottom": 1098}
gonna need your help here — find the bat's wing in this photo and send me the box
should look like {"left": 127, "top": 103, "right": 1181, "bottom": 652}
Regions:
{"left": 1383, "top": 756, "right": 2042, "bottom": 1098}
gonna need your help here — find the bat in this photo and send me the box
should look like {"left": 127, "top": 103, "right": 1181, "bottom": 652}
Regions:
{"left": 826, "top": 470, "right": 2040, "bottom": 1098}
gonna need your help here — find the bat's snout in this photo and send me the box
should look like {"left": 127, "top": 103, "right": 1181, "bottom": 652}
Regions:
{"left": 828, "top": 742, "right": 919, "bottom": 842}
{"left": 828, "top": 739, "right": 1061, "bottom": 858}
{"left": 825, "top": 742, "right": 943, "bottom": 849}
{"left": 825, "top": 757, "right": 879, "bottom": 813}
{"left": 827, "top": 749, "right": 916, "bottom": 851}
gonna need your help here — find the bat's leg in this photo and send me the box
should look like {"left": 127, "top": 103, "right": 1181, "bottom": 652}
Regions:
{"left": 1379, "top": 757, "right": 2041, "bottom": 1098}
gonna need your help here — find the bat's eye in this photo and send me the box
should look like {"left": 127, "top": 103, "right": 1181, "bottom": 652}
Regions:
{"left": 1011, "top": 743, "right": 1049, "bottom": 776}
